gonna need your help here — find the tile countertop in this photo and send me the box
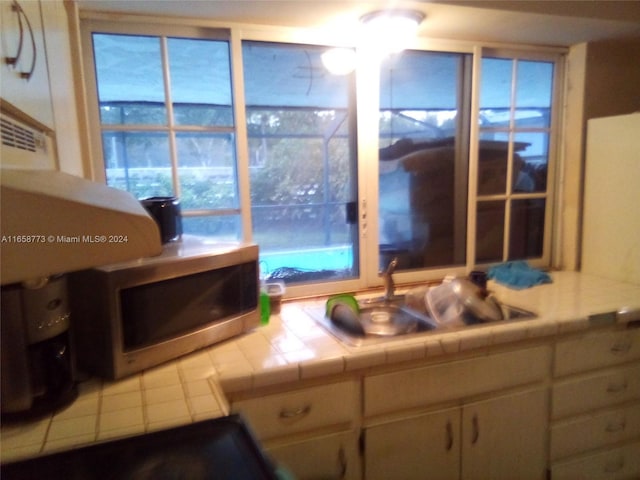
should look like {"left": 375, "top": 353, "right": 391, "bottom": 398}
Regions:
{"left": 2, "top": 271, "right": 639, "bottom": 463}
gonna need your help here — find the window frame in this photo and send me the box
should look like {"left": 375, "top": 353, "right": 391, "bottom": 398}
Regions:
{"left": 80, "top": 17, "right": 566, "bottom": 299}
{"left": 80, "top": 20, "right": 244, "bottom": 238}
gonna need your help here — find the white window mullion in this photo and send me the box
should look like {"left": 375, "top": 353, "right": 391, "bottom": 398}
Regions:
{"left": 160, "top": 35, "right": 181, "bottom": 198}
{"left": 466, "top": 45, "right": 483, "bottom": 269}
{"left": 229, "top": 28, "right": 253, "bottom": 243}
{"left": 502, "top": 59, "right": 519, "bottom": 261}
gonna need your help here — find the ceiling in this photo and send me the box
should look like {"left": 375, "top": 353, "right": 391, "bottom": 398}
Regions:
{"left": 77, "top": 0, "right": 640, "bottom": 47}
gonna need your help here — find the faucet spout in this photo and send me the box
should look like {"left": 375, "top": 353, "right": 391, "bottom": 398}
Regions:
{"left": 381, "top": 257, "right": 398, "bottom": 302}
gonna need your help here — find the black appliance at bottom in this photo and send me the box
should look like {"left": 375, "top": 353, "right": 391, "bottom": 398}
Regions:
{"left": 1, "top": 415, "right": 282, "bottom": 480}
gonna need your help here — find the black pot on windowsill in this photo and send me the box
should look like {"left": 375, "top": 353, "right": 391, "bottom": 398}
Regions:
{"left": 141, "top": 196, "right": 183, "bottom": 244}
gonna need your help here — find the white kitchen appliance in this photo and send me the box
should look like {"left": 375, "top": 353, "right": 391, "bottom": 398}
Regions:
{"left": 581, "top": 112, "right": 640, "bottom": 284}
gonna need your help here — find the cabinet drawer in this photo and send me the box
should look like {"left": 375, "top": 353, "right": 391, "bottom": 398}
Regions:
{"left": 552, "top": 363, "right": 640, "bottom": 419}
{"left": 554, "top": 328, "right": 640, "bottom": 377}
{"left": 232, "top": 380, "right": 359, "bottom": 441}
{"left": 551, "top": 441, "right": 640, "bottom": 480}
{"left": 551, "top": 403, "right": 640, "bottom": 461}
{"left": 365, "top": 345, "right": 550, "bottom": 417}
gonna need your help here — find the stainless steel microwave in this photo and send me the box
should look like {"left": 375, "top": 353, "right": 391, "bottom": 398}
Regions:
{"left": 69, "top": 237, "right": 259, "bottom": 379}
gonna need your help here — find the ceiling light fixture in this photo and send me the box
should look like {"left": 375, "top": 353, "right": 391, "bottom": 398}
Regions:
{"left": 321, "top": 47, "right": 357, "bottom": 75}
{"left": 360, "top": 9, "right": 425, "bottom": 56}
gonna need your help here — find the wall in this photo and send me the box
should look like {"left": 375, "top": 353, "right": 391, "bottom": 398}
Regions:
{"left": 558, "top": 37, "right": 640, "bottom": 272}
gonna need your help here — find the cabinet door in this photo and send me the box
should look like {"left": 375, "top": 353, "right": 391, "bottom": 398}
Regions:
{"left": 365, "top": 407, "right": 461, "bottom": 480}
{"left": 461, "top": 388, "right": 548, "bottom": 480}
{"left": 266, "top": 431, "right": 360, "bottom": 480}
{"left": 0, "top": 0, "right": 54, "bottom": 129}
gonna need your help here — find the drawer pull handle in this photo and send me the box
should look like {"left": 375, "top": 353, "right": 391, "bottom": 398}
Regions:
{"left": 606, "top": 381, "right": 628, "bottom": 393}
{"left": 338, "top": 446, "right": 347, "bottom": 479}
{"left": 605, "top": 421, "right": 626, "bottom": 433}
{"left": 604, "top": 456, "right": 624, "bottom": 473}
{"left": 471, "top": 415, "right": 479, "bottom": 445}
{"left": 610, "top": 339, "right": 632, "bottom": 355}
{"left": 279, "top": 405, "right": 311, "bottom": 419}
{"left": 445, "top": 420, "right": 454, "bottom": 451}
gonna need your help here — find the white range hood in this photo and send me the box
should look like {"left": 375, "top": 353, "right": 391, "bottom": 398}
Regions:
{"left": 1, "top": 168, "right": 162, "bottom": 285}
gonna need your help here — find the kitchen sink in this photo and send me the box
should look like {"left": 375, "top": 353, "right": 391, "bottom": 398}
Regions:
{"left": 305, "top": 295, "right": 537, "bottom": 347}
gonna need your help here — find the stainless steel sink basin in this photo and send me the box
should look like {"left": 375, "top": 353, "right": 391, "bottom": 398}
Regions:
{"left": 305, "top": 296, "right": 537, "bottom": 347}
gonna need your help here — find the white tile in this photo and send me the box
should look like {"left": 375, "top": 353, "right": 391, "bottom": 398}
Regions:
{"left": 252, "top": 363, "right": 299, "bottom": 389}
{"left": 491, "top": 323, "right": 528, "bottom": 345}
{"left": 425, "top": 337, "right": 445, "bottom": 357}
{"left": 179, "top": 350, "right": 214, "bottom": 370}
{"left": 439, "top": 333, "right": 460, "bottom": 354}
{"left": 188, "top": 394, "right": 222, "bottom": 417}
{"left": 184, "top": 379, "right": 213, "bottom": 398}
{"left": 97, "top": 424, "right": 144, "bottom": 442}
{"left": 76, "top": 377, "right": 102, "bottom": 398}
{"left": 299, "top": 355, "right": 345, "bottom": 379}
{"left": 99, "top": 406, "right": 144, "bottom": 433}
{"left": 0, "top": 444, "right": 44, "bottom": 464}
{"left": 0, "top": 417, "right": 50, "bottom": 449}
{"left": 145, "top": 399, "right": 190, "bottom": 425}
{"left": 344, "top": 348, "right": 386, "bottom": 371}
{"left": 100, "top": 390, "right": 143, "bottom": 413}
{"left": 458, "top": 327, "right": 492, "bottom": 352}
{"left": 146, "top": 416, "right": 191, "bottom": 432}
{"left": 180, "top": 364, "right": 217, "bottom": 382}
{"left": 385, "top": 341, "right": 427, "bottom": 363}
{"left": 54, "top": 395, "right": 100, "bottom": 420}
{"left": 144, "top": 384, "right": 186, "bottom": 405}
{"left": 102, "top": 375, "right": 142, "bottom": 396}
{"left": 143, "top": 363, "right": 181, "bottom": 389}
{"left": 43, "top": 433, "right": 96, "bottom": 454}
{"left": 47, "top": 415, "right": 97, "bottom": 442}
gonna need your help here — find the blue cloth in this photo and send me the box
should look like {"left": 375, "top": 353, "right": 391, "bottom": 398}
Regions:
{"left": 487, "top": 261, "right": 552, "bottom": 290}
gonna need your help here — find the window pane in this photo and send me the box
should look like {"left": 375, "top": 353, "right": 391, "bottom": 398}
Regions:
{"left": 515, "top": 61, "right": 553, "bottom": 128}
{"left": 243, "top": 41, "right": 358, "bottom": 284}
{"left": 480, "top": 58, "right": 513, "bottom": 113}
{"left": 176, "top": 132, "right": 239, "bottom": 210}
{"left": 379, "top": 51, "right": 469, "bottom": 270}
{"left": 509, "top": 199, "right": 545, "bottom": 259}
{"left": 478, "top": 132, "right": 509, "bottom": 195}
{"left": 168, "top": 38, "right": 234, "bottom": 127}
{"left": 103, "top": 131, "right": 173, "bottom": 199}
{"left": 93, "top": 34, "right": 166, "bottom": 125}
{"left": 513, "top": 132, "right": 549, "bottom": 193}
{"left": 476, "top": 200, "right": 504, "bottom": 263}
{"left": 181, "top": 215, "right": 241, "bottom": 242}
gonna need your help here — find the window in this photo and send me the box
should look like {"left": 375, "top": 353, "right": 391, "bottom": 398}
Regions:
{"left": 82, "top": 19, "right": 562, "bottom": 294}
{"left": 85, "top": 25, "right": 241, "bottom": 241}
{"left": 378, "top": 50, "right": 471, "bottom": 271}
{"left": 475, "top": 56, "right": 555, "bottom": 264}
{"left": 242, "top": 41, "right": 358, "bottom": 283}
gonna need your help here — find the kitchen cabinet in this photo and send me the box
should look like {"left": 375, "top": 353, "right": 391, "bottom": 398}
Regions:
{"left": 365, "top": 388, "right": 547, "bottom": 480}
{"left": 0, "top": 0, "right": 54, "bottom": 130}
{"left": 460, "top": 388, "right": 547, "bottom": 480}
{"left": 365, "top": 407, "right": 460, "bottom": 480}
{"left": 364, "top": 346, "right": 551, "bottom": 480}
{"left": 550, "top": 326, "right": 640, "bottom": 479}
{"left": 230, "top": 380, "right": 361, "bottom": 480}
{"left": 266, "top": 431, "right": 360, "bottom": 480}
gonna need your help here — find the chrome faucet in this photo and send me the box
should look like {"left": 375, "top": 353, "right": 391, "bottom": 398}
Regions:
{"left": 381, "top": 257, "right": 399, "bottom": 302}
